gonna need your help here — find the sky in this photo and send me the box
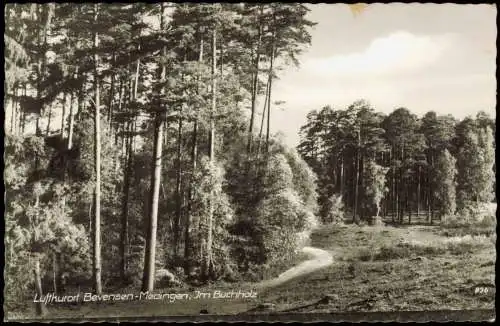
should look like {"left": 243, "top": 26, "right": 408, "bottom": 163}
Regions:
{"left": 15, "top": 4, "right": 497, "bottom": 148}
{"left": 269, "top": 3, "right": 497, "bottom": 147}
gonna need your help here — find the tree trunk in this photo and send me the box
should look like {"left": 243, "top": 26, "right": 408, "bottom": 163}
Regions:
{"left": 174, "top": 113, "right": 183, "bottom": 259}
{"left": 52, "top": 253, "right": 57, "bottom": 294}
{"left": 400, "top": 144, "right": 405, "bottom": 224}
{"left": 9, "top": 87, "right": 15, "bottom": 134}
{"left": 429, "top": 155, "right": 434, "bottom": 224}
{"left": 36, "top": 59, "right": 42, "bottom": 136}
{"left": 394, "top": 175, "right": 398, "bottom": 223}
{"left": 184, "top": 37, "right": 203, "bottom": 276}
{"left": 108, "top": 53, "right": 116, "bottom": 124}
{"left": 92, "top": 3, "right": 102, "bottom": 295}
{"left": 407, "top": 195, "right": 411, "bottom": 224}
{"left": 67, "top": 94, "right": 75, "bottom": 149}
{"left": 134, "top": 57, "right": 140, "bottom": 98}
{"left": 417, "top": 165, "right": 421, "bottom": 216}
{"left": 219, "top": 36, "right": 224, "bottom": 77}
{"left": 184, "top": 119, "right": 197, "bottom": 275}
{"left": 35, "top": 4, "right": 54, "bottom": 136}
{"left": 34, "top": 258, "right": 47, "bottom": 316}
{"left": 340, "top": 154, "right": 344, "bottom": 196}
{"left": 142, "top": 3, "right": 168, "bottom": 292}
{"left": 46, "top": 103, "right": 52, "bottom": 136}
{"left": 114, "top": 79, "right": 124, "bottom": 136}
{"left": 142, "top": 115, "right": 164, "bottom": 292}
{"left": 202, "top": 28, "right": 217, "bottom": 281}
{"left": 265, "top": 39, "right": 275, "bottom": 154}
{"left": 67, "top": 70, "right": 77, "bottom": 149}
{"left": 256, "top": 80, "right": 269, "bottom": 155}
{"left": 359, "top": 155, "right": 364, "bottom": 220}
{"left": 353, "top": 130, "right": 361, "bottom": 223}
{"left": 60, "top": 92, "right": 67, "bottom": 137}
{"left": 120, "top": 120, "right": 133, "bottom": 280}
{"left": 247, "top": 11, "right": 262, "bottom": 153}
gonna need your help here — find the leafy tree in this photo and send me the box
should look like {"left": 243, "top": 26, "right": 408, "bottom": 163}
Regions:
{"left": 363, "top": 160, "right": 389, "bottom": 219}
{"left": 456, "top": 126, "right": 495, "bottom": 208}
{"left": 434, "top": 149, "right": 457, "bottom": 217}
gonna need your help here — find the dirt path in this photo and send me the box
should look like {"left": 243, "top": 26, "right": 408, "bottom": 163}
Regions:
{"left": 256, "top": 246, "right": 334, "bottom": 290}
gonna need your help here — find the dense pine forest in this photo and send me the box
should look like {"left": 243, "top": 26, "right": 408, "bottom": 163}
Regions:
{"left": 3, "top": 3, "right": 496, "bottom": 320}
{"left": 4, "top": 3, "right": 319, "bottom": 314}
{"left": 297, "top": 102, "right": 496, "bottom": 225}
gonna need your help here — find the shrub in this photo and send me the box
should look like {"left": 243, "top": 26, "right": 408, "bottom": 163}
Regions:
{"left": 442, "top": 203, "right": 496, "bottom": 228}
{"left": 325, "top": 194, "right": 345, "bottom": 224}
{"left": 357, "top": 236, "right": 489, "bottom": 262}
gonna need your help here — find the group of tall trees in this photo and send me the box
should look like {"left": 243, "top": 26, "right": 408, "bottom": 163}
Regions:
{"left": 4, "top": 3, "right": 318, "bottom": 314}
{"left": 298, "top": 100, "right": 495, "bottom": 225}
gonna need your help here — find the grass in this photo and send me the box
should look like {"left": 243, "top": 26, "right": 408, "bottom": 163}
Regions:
{"left": 251, "top": 223, "right": 495, "bottom": 313}
{"left": 5, "top": 222, "right": 496, "bottom": 320}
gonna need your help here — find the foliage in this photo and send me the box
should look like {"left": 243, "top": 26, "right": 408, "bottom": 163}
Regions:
{"left": 433, "top": 149, "right": 457, "bottom": 217}
{"left": 324, "top": 194, "right": 345, "bottom": 224}
{"left": 363, "top": 160, "right": 389, "bottom": 218}
{"left": 298, "top": 103, "right": 495, "bottom": 225}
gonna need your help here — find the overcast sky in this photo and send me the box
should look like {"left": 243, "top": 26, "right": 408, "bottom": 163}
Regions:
{"left": 269, "top": 3, "right": 497, "bottom": 146}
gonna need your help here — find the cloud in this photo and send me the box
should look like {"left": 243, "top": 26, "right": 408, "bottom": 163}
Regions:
{"left": 304, "top": 31, "right": 455, "bottom": 77}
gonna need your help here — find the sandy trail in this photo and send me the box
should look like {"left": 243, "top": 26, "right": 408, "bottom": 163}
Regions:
{"left": 256, "top": 246, "right": 334, "bottom": 290}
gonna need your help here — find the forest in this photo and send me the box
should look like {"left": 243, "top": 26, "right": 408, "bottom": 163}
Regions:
{"left": 3, "top": 3, "right": 496, "bottom": 320}
{"left": 4, "top": 3, "right": 318, "bottom": 315}
{"left": 297, "top": 102, "right": 496, "bottom": 226}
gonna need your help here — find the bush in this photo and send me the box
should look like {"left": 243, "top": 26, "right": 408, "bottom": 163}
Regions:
{"left": 443, "top": 203, "right": 496, "bottom": 228}
{"left": 372, "top": 242, "right": 446, "bottom": 261}
{"left": 325, "top": 194, "right": 344, "bottom": 224}
{"left": 356, "top": 235, "right": 490, "bottom": 262}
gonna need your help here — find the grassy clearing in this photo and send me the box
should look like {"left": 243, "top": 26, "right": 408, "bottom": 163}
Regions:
{"left": 252, "top": 223, "right": 496, "bottom": 313}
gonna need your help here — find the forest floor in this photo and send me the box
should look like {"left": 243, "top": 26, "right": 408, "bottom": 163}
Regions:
{"left": 7, "top": 219, "right": 496, "bottom": 320}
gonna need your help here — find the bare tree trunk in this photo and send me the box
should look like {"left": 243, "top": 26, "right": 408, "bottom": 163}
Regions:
{"left": 36, "top": 4, "right": 54, "bottom": 136}
{"left": 142, "top": 3, "right": 168, "bottom": 292}
{"left": 407, "top": 195, "right": 411, "bottom": 224}
{"left": 429, "top": 155, "right": 434, "bottom": 224}
{"left": 34, "top": 258, "right": 47, "bottom": 316}
{"left": 67, "top": 68, "right": 78, "bottom": 150}
{"left": 142, "top": 116, "right": 164, "bottom": 291}
{"left": 247, "top": 10, "right": 262, "bottom": 153}
{"left": 14, "top": 87, "right": 19, "bottom": 135}
{"left": 134, "top": 57, "right": 140, "bottom": 98}
{"left": 61, "top": 92, "right": 67, "bottom": 137}
{"left": 417, "top": 165, "right": 421, "bottom": 216}
{"left": 353, "top": 130, "right": 361, "bottom": 223}
{"left": 9, "top": 86, "right": 15, "bottom": 134}
{"left": 174, "top": 113, "right": 183, "bottom": 259}
{"left": 265, "top": 39, "right": 275, "bottom": 154}
{"left": 114, "top": 78, "right": 124, "bottom": 136}
{"left": 92, "top": 3, "right": 102, "bottom": 295}
{"left": 120, "top": 120, "right": 132, "bottom": 280}
{"left": 67, "top": 92, "right": 76, "bottom": 149}
{"left": 36, "top": 63, "right": 42, "bottom": 136}
{"left": 52, "top": 253, "right": 58, "bottom": 294}
{"left": 184, "top": 37, "right": 203, "bottom": 276}
{"left": 219, "top": 36, "right": 224, "bottom": 77}
{"left": 340, "top": 155, "right": 344, "bottom": 196}
{"left": 46, "top": 103, "right": 52, "bottom": 136}
{"left": 184, "top": 119, "right": 197, "bottom": 275}
{"left": 21, "top": 84, "right": 27, "bottom": 134}
{"left": 256, "top": 80, "right": 269, "bottom": 155}
{"left": 202, "top": 28, "right": 217, "bottom": 281}
{"left": 108, "top": 53, "right": 116, "bottom": 125}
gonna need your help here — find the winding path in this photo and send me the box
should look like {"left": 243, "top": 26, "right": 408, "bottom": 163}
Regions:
{"left": 256, "top": 246, "right": 334, "bottom": 290}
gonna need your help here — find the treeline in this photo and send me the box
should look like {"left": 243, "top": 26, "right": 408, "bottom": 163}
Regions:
{"left": 297, "top": 100, "right": 495, "bottom": 225}
{"left": 4, "top": 3, "right": 318, "bottom": 313}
